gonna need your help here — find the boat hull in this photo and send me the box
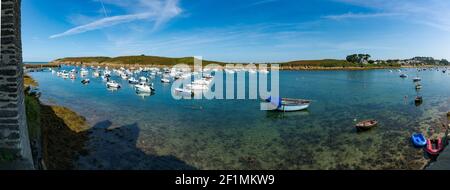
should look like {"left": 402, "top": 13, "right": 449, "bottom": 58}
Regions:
{"left": 411, "top": 134, "right": 427, "bottom": 147}
{"left": 276, "top": 104, "right": 310, "bottom": 112}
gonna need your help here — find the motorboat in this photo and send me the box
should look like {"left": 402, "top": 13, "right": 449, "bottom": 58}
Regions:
{"left": 161, "top": 78, "right": 170, "bottom": 83}
{"left": 106, "top": 81, "right": 121, "bottom": 88}
{"left": 139, "top": 76, "right": 148, "bottom": 82}
{"left": 128, "top": 77, "right": 139, "bottom": 84}
{"left": 400, "top": 74, "right": 408, "bottom": 78}
{"left": 135, "top": 82, "right": 154, "bottom": 93}
{"left": 412, "top": 77, "right": 421, "bottom": 82}
{"left": 186, "top": 84, "right": 209, "bottom": 90}
{"left": 93, "top": 71, "right": 100, "bottom": 78}
{"left": 80, "top": 68, "right": 88, "bottom": 76}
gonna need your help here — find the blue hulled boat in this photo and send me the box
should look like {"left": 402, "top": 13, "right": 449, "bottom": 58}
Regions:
{"left": 411, "top": 133, "right": 427, "bottom": 147}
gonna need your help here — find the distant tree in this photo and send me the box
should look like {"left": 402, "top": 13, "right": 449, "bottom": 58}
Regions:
{"left": 440, "top": 59, "right": 449, "bottom": 65}
{"left": 346, "top": 54, "right": 371, "bottom": 64}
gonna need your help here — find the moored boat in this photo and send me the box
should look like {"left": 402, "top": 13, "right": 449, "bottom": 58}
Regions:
{"left": 425, "top": 139, "right": 443, "bottom": 156}
{"left": 135, "top": 82, "right": 154, "bottom": 93}
{"left": 355, "top": 119, "right": 378, "bottom": 131}
{"left": 81, "top": 79, "right": 90, "bottom": 84}
{"left": 161, "top": 78, "right": 170, "bottom": 83}
{"left": 400, "top": 74, "right": 408, "bottom": 78}
{"left": 411, "top": 133, "right": 427, "bottom": 147}
{"left": 415, "top": 96, "right": 423, "bottom": 103}
{"left": 128, "top": 77, "right": 139, "bottom": 84}
{"left": 412, "top": 77, "right": 421, "bottom": 82}
{"left": 265, "top": 97, "right": 311, "bottom": 112}
{"left": 106, "top": 81, "right": 121, "bottom": 88}
{"left": 415, "top": 83, "right": 422, "bottom": 90}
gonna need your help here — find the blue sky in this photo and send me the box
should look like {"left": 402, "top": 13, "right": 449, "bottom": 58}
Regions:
{"left": 23, "top": 0, "right": 450, "bottom": 62}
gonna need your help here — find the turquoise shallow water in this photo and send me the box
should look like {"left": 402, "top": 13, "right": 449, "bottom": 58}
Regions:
{"left": 29, "top": 66, "right": 450, "bottom": 169}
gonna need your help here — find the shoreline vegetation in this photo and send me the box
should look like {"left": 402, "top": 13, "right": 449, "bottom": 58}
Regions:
{"left": 24, "top": 55, "right": 450, "bottom": 71}
{"left": 24, "top": 55, "right": 409, "bottom": 71}
{"left": 24, "top": 75, "right": 89, "bottom": 169}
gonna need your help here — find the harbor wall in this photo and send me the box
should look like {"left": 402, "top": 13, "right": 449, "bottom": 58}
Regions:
{"left": 0, "top": 0, "right": 34, "bottom": 169}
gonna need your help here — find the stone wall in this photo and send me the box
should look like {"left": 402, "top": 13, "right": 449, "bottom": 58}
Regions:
{"left": 0, "top": 0, "right": 33, "bottom": 169}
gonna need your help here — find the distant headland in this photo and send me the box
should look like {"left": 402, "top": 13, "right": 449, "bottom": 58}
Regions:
{"left": 25, "top": 54, "right": 449, "bottom": 71}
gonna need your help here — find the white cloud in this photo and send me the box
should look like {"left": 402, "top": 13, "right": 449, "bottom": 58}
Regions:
{"left": 249, "top": 0, "right": 278, "bottom": 6}
{"left": 333, "top": 0, "right": 450, "bottom": 31}
{"left": 323, "top": 12, "right": 401, "bottom": 20}
{"left": 50, "top": 0, "right": 182, "bottom": 39}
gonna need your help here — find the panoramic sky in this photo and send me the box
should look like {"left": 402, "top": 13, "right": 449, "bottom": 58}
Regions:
{"left": 23, "top": 0, "right": 450, "bottom": 62}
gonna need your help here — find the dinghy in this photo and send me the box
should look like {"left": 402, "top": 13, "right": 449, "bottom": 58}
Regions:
{"left": 265, "top": 97, "right": 311, "bottom": 112}
{"left": 411, "top": 133, "right": 427, "bottom": 147}
{"left": 355, "top": 119, "right": 378, "bottom": 131}
{"left": 425, "top": 139, "right": 443, "bottom": 156}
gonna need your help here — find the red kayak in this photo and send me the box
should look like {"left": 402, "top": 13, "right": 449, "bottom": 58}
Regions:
{"left": 425, "top": 139, "right": 443, "bottom": 156}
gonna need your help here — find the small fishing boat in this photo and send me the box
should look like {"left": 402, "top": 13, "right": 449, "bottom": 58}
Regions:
{"left": 425, "top": 139, "right": 444, "bottom": 156}
{"left": 128, "top": 77, "right": 139, "bottom": 84}
{"left": 161, "top": 78, "right": 170, "bottom": 83}
{"left": 355, "top": 119, "right": 378, "bottom": 131}
{"left": 81, "top": 79, "right": 90, "bottom": 85}
{"left": 412, "top": 77, "right": 421, "bottom": 82}
{"left": 265, "top": 97, "right": 311, "bottom": 112}
{"left": 415, "top": 96, "right": 423, "bottom": 103}
{"left": 411, "top": 133, "right": 427, "bottom": 147}
{"left": 106, "top": 81, "right": 121, "bottom": 88}
{"left": 400, "top": 74, "right": 408, "bottom": 78}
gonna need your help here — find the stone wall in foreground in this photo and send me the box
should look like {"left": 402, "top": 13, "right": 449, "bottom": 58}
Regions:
{"left": 0, "top": 0, "right": 33, "bottom": 169}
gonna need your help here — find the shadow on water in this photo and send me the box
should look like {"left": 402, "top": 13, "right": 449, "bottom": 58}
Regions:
{"left": 76, "top": 120, "right": 196, "bottom": 170}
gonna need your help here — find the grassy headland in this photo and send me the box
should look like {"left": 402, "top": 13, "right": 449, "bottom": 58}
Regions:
{"left": 48, "top": 55, "right": 402, "bottom": 70}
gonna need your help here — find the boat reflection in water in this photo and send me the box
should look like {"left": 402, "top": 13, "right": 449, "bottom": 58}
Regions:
{"left": 136, "top": 91, "right": 155, "bottom": 99}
